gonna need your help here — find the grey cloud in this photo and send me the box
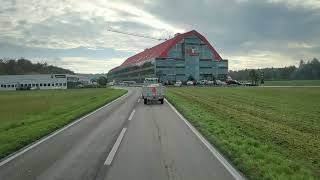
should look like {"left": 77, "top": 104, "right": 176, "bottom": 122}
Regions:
{"left": 129, "top": 0, "right": 320, "bottom": 66}
{"left": 0, "top": 0, "right": 319, "bottom": 71}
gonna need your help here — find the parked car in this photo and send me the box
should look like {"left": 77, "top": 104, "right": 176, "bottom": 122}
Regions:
{"left": 198, "top": 80, "right": 208, "bottom": 85}
{"left": 226, "top": 80, "right": 242, "bottom": 85}
{"left": 186, "top": 81, "right": 194, "bottom": 86}
{"left": 16, "top": 86, "right": 31, "bottom": 90}
{"left": 174, "top": 81, "right": 182, "bottom": 87}
{"left": 207, "top": 80, "right": 215, "bottom": 85}
{"left": 30, "top": 86, "right": 40, "bottom": 90}
{"left": 215, "top": 80, "right": 227, "bottom": 86}
{"left": 107, "top": 82, "right": 114, "bottom": 86}
{"left": 244, "top": 82, "right": 257, "bottom": 86}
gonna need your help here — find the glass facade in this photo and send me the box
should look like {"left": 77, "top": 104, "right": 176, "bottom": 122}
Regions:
{"left": 108, "top": 61, "right": 156, "bottom": 83}
{"left": 108, "top": 34, "right": 228, "bottom": 83}
{"left": 155, "top": 35, "right": 228, "bottom": 82}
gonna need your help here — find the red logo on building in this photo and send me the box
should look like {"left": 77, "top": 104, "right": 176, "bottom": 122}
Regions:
{"left": 186, "top": 48, "right": 199, "bottom": 56}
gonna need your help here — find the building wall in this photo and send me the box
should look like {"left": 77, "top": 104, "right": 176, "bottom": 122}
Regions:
{"left": 108, "top": 60, "right": 156, "bottom": 83}
{"left": 108, "top": 35, "right": 228, "bottom": 83}
{"left": 0, "top": 74, "right": 68, "bottom": 91}
{"left": 155, "top": 35, "right": 228, "bottom": 82}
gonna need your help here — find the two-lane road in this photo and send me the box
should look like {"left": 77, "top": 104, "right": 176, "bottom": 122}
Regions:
{"left": 0, "top": 87, "right": 244, "bottom": 180}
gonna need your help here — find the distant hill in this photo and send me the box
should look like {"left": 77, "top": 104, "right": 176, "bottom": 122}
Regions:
{"left": 0, "top": 58, "right": 74, "bottom": 75}
{"left": 76, "top": 73, "right": 107, "bottom": 81}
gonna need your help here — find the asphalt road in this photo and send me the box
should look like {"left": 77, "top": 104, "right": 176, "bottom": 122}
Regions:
{"left": 0, "top": 87, "right": 244, "bottom": 180}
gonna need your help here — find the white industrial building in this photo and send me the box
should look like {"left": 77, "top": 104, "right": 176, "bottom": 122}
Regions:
{"left": 67, "top": 75, "right": 92, "bottom": 86}
{"left": 0, "top": 74, "right": 68, "bottom": 91}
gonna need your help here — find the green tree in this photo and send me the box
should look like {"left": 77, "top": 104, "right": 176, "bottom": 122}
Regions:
{"left": 249, "top": 70, "right": 259, "bottom": 85}
{"left": 187, "top": 75, "right": 195, "bottom": 81}
{"left": 0, "top": 58, "right": 74, "bottom": 75}
{"left": 97, "top": 76, "right": 107, "bottom": 86}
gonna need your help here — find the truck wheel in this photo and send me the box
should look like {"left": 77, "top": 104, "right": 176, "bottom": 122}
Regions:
{"left": 144, "top": 99, "right": 147, "bottom": 104}
{"left": 160, "top": 98, "right": 164, "bottom": 104}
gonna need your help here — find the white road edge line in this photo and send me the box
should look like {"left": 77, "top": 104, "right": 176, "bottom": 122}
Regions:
{"left": 165, "top": 99, "right": 246, "bottom": 180}
{"left": 104, "top": 128, "right": 127, "bottom": 165}
{"left": 128, "top": 109, "right": 136, "bottom": 121}
{"left": 0, "top": 92, "right": 129, "bottom": 167}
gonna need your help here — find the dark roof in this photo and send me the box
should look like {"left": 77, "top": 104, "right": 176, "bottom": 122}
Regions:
{"left": 110, "top": 30, "right": 222, "bottom": 72}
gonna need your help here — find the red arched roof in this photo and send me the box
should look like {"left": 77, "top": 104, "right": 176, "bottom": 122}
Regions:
{"left": 111, "top": 30, "right": 222, "bottom": 71}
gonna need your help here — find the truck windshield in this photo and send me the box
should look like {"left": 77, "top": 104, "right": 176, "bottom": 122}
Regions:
{"left": 144, "top": 78, "right": 158, "bottom": 85}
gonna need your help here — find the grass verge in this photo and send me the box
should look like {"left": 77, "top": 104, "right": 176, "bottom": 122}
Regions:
{"left": 264, "top": 80, "right": 320, "bottom": 86}
{"left": 0, "top": 88, "right": 127, "bottom": 159}
{"left": 166, "top": 87, "right": 319, "bottom": 180}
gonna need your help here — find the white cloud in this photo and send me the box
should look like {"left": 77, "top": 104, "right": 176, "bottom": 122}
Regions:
{"left": 32, "top": 57, "right": 126, "bottom": 74}
{"left": 0, "top": 0, "right": 184, "bottom": 51}
{"left": 288, "top": 42, "right": 314, "bottom": 49}
{"left": 267, "top": 0, "right": 320, "bottom": 10}
{"left": 1, "top": 0, "right": 320, "bottom": 73}
{"left": 224, "top": 50, "right": 299, "bottom": 70}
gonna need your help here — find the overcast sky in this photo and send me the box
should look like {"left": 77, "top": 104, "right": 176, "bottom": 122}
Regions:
{"left": 0, "top": 0, "right": 319, "bottom": 73}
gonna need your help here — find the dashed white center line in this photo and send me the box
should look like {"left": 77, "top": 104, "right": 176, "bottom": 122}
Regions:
{"left": 128, "top": 109, "right": 136, "bottom": 121}
{"left": 104, "top": 128, "right": 127, "bottom": 166}
{"left": 137, "top": 99, "right": 140, "bottom": 103}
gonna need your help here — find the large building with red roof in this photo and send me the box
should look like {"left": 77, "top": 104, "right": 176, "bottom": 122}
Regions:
{"left": 108, "top": 30, "right": 228, "bottom": 83}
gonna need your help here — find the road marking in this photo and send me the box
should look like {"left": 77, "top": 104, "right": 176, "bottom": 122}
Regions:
{"left": 0, "top": 92, "right": 129, "bottom": 167}
{"left": 137, "top": 99, "right": 140, "bottom": 103}
{"left": 165, "top": 99, "right": 246, "bottom": 180}
{"left": 260, "top": 86, "right": 320, "bottom": 88}
{"left": 104, "top": 128, "right": 127, "bottom": 165}
{"left": 128, "top": 109, "right": 136, "bottom": 121}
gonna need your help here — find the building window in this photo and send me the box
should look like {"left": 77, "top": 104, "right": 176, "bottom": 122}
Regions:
{"left": 36, "top": 84, "right": 39, "bottom": 87}
{"left": 56, "top": 83, "right": 58, "bottom": 86}
{"left": 55, "top": 75, "right": 66, "bottom": 78}
{"left": 0, "top": 85, "right": 3, "bottom": 87}
{"left": 48, "top": 83, "right": 51, "bottom": 86}
{"left": 52, "top": 84, "right": 54, "bottom": 86}
{"left": 156, "top": 66, "right": 175, "bottom": 69}
{"left": 59, "top": 83, "right": 62, "bottom": 86}
{"left": 40, "top": 83, "right": 43, "bottom": 87}
{"left": 11, "top": 85, "right": 14, "bottom": 88}
{"left": 44, "top": 83, "right": 47, "bottom": 86}
{"left": 63, "top": 83, "right": 66, "bottom": 86}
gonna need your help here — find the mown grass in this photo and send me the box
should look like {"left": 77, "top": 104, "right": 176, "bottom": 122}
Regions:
{"left": 0, "top": 88, "right": 127, "bottom": 159}
{"left": 166, "top": 87, "right": 320, "bottom": 180}
{"left": 264, "top": 80, "right": 320, "bottom": 86}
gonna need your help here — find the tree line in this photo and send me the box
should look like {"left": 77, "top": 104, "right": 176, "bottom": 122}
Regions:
{"left": 0, "top": 58, "right": 74, "bottom": 75}
{"left": 229, "top": 58, "right": 320, "bottom": 81}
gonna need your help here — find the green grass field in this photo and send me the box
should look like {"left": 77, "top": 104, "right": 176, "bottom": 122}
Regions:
{"left": 0, "top": 88, "right": 126, "bottom": 159}
{"left": 264, "top": 80, "right": 320, "bottom": 86}
{"left": 167, "top": 87, "right": 320, "bottom": 180}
